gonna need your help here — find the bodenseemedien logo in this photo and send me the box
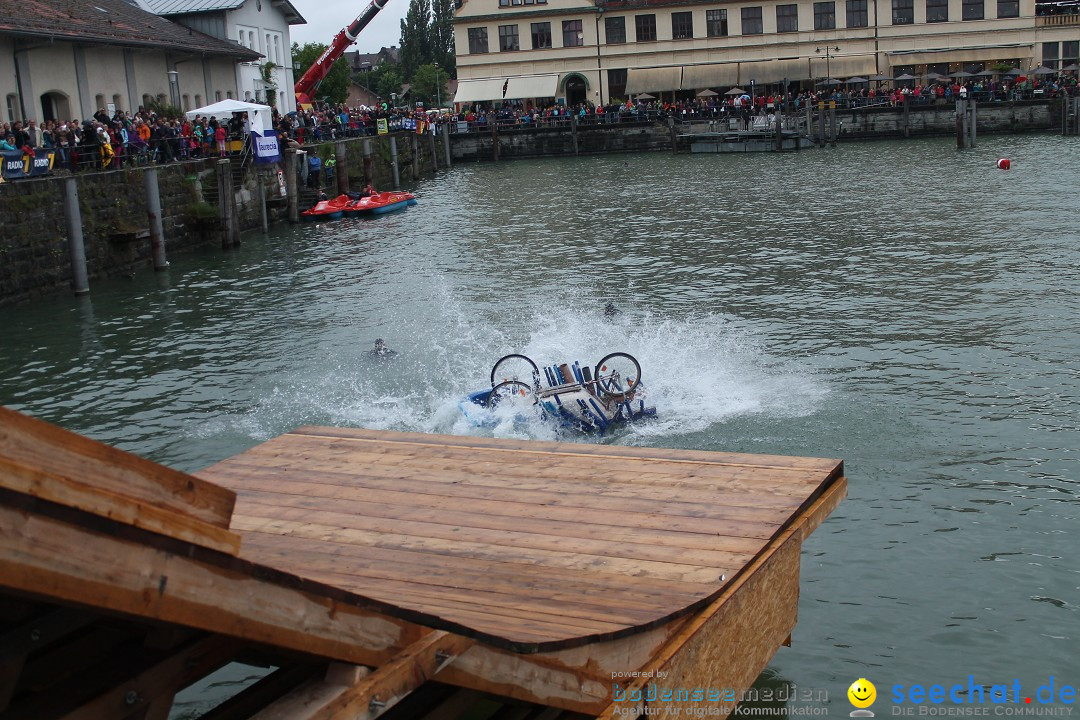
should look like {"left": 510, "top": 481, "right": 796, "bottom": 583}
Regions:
{"left": 849, "top": 678, "right": 877, "bottom": 717}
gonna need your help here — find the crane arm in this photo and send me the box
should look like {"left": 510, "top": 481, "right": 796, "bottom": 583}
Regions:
{"left": 294, "top": 0, "right": 389, "bottom": 106}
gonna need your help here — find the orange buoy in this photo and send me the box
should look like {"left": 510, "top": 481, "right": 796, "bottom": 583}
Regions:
{"left": 997, "top": 158, "right": 1011, "bottom": 170}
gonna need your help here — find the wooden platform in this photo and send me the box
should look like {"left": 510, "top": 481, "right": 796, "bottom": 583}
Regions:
{"left": 196, "top": 426, "right": 843, "bottom": 652}
{"left": 0, "top": 407, "right": 846, "bottom": 718}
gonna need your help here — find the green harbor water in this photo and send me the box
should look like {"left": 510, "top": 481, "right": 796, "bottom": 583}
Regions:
{"left": 1, "top": 133, "right": 1077, "bottom": 713}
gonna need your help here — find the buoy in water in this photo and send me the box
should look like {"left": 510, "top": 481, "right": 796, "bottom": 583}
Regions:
{"left": 997, "top": 158, "right": 1011, "bottom": 170}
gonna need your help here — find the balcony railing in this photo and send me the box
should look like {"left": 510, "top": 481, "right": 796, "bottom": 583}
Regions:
{"left": 1036, "top": 13, "right": 1080, "bottom": 25}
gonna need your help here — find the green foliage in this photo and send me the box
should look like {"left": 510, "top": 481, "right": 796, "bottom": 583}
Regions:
{"left": 261, "top": 62, "right": 278, "bottom": 110}
{"left": 292, "top": 42, "right": 352, "bottom": 104}
{"left": 409, "top": 64, "right": 449, "bottom": 107}
{"left": 145, "top": 97, "right": 182, "bottom": 119}
{"left": 398, "top": 0, "right": 433, "bottom": 80}
{"left": 430, "top": 0, "right": 456, "bottom": 76}
{"left": 368, "top": 66, "right": 405, "bottom": 100}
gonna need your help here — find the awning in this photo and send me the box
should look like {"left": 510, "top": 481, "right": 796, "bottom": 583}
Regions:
{"left": 886, "top": 45, "right": 1034, "bottom": 66}
{"left": 681, "top": 63, "right": 740, "bottom": 89}
{"left": 808, "top": 54, "right": 877, "bottom": 79}
{"left": 507, "top": 74, "right": 559, "bottom": 99}
{"left": 624, "top": 67, "right": 683, "bottom": 94}
{"left": 737, "top": 58, "right": 813, "bottom": 85}
{"left": 452, "top": 78, "right": 505, "bottom": 103}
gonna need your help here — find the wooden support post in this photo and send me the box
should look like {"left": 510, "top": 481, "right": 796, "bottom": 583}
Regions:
{"left": 442, "top": 123, "right": 452, "bottom": 168}
{"left": 829, "top": 102, "right": 837, "bottom": 148}
{"left": 410, "top": 134, "right": 420, "bottom": 180}
{"left": 62, "top": 177, "right": 89, "bottom": 296}
{"left": 956, "top": 99, "right": 966, "bottom": 149}
{"left": 215, "top": 159, "right": 239, "bottom": 247}
{"left": 903, "top": 93, "right": 911, "bottom": 138}
{"left": 667, "top": 115, "right": 676, "bottom": 154}
{"left": 285, "top": 149, "right": 299, "bottom": 224}
{"left": 143, "top": 167, "right": 169, "bottom": 270}
{"left": 774, "top": 111, "right": 782, "bottom": 152}
{"left": 571, "top": 113, "right": 580, "bottom": 155}
{"left": 428, "top": 128, "right": 439, "bottom": 171}
{"left": 335, "top": 140, "right": 349, "bottom": 196}
{"left": 969, "top": 99, "right": 977, "bottom": 148}
{"left": 389, "top": 136, "right": 400, "bottom": 190}
{"left": 491, "top": 119, "right": 499, "bottom": 162}
{"left": 818, "top": 104, "right": 826, "bottom": 147}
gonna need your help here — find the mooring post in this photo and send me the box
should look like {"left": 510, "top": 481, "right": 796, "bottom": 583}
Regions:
{"left": 667, "top": 115, "right": 676, "bottom": 154}
{"left": 217, "top": 159, "right": 240, "bottom": 247}
{"left": 492, "top": 118, "right": 500, "bottom": 162}
{"left": 956, "top": 99, "right": 966, "bottom": 149}
{"left": 285, "top": 149, "right": 299, "bottom": 224}
{"left": 362, "top": 139, "right": 374, "bottom": 185}
{"left": 903, "top": 94, "right": 911, "bottom": 138}
{"left": 829, "top": 101, "right": 837, "bottom": 148}
{"left": 818, "top": 103, "right": 825, "bottom": 147}
{"left": 143, "top": 167, "right": 168, "bottom": 270}
{"left": 63, "top": 177, "right": 89, "bottom": 296}
{"left": 442, "top": 123, "right": 452, "bottom": 168}
{"left": 257, "top": 174, "right": 268, "bottom": 234}
{"left": 389, "top": 136, "right": 401, "bottom": 189}
{"left": 335, "top": 140, "right": 349, "bottom": 196}
{"left": 774, "top": 111, "right": 783, "bottom": 152}
{"left": 410, "top": 134, "right": 420, "bottom": 180}
{"left": 969, "top": 99, "right": 977, "bottom": 148}
{"left": 571, "top": 113, "right": 580, "bottom": 155}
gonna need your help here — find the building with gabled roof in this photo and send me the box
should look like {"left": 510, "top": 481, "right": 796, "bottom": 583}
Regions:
{"left": 140, "top": 0, "right": 306, "bottom": 113}
{"left": 1, "top": 0, "right": 261, "bottom": 124}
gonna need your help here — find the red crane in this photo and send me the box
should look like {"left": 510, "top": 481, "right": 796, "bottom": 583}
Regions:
{"left": 294, "top": 0, "right": 390, "bottom": 106}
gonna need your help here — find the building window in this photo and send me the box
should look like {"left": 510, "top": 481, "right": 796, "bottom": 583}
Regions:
{"left": 499, "top": 24, "right": 520, "bottom": 51}
{"left": 605, "top": 16, "right": 626, "bottom": 43}
{"left": 741, "top": 6, "right": 763, "bottom": 33}
{"left": 846, "top": 0, "right": 868, "bottom": 25}
{"left": 112, "top": 93, "right": 123, "bottom": 112}
{"left": 531, "top": 21, "right": 552, "bottom": 48}
{"left": 562, "top": 19, "right": 583, "bottom": 46}
{"left": 182, "top": 93, "right": 190, "bottom": 110}
{"left": 195, "top": 94, "right": 203, "bottom": 107}
{"left": 776, "top": 4, "right": 798, "bottom": 31}
{"left": 635, "top": 14, "right": 656, "bottom": 41}
{"left": 608, "top": 68, "right": 627, "bottom": 98}
{"left": 892, "top": 0, "right": 913, "bottom": 24}
{"left": 671, "top": 12, "right": 694, "bottom": 39}
{"left": 1064, "top": 40, "right": 1079, "bottom": 65}
{"left": 248, "top": 31, "right": 255, "bottom": 49}
{"left": 238, "top": 29, "right": 245, "bottom": 45}
{"left": 706, "top": 9, "right": 729, "bottom": 36}
{"left": 265, "top": 33, "right": 271, "bottom": 52}
{"left": 927, "top": 0, "right": 948, "bottom": 21}
{"left": 5, "top": 94, "right": 19, "bottom": 122}
{"left": 996, "top": 0, "right": 1019, "bottom": 15}
{"left": 468, "top": 27, "right": 489, "bottom": 53}
{"left": 227, "top": 91, "right": 233, "bottom": 99}
{"left": 215, "top": 91, "right": 222, "bottom": 101}
{"left": 274, "top": 35, "right": 280, "bottom": 64}
{"left": 814, "top": 2, "right": 836, "bottom": 28}
{"left": 962, "top": 0, "right": 984, "bottom": 18}
{"left": 1043, "top": 42, "right": 1060, "bottom": 68}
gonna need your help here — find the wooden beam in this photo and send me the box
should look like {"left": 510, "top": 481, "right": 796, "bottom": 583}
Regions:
{"left": 0, "top": 456, "right": 241, "bottom": 555}
{"left": 0, "top": 407, "right": 236, "bottom": 529}
{"left": 0, "top": 607, "right": 95, "bottom": 711}
{"left": 197, "top": 665, "right": 323, "bottom": 720}
{"left": 0, "top": 504, "right": 444, "bottom": 668}
{"left": 251, "top": 630, "right": 474, "bottom": 720}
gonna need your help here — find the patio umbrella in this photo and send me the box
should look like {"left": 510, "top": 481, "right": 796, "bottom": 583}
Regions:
{"left": 869, "top": 74, "right": 892, "bottom": 82}
{"left": 926, "top": 72, "right": 948, "bottom": 81}
{"left": 973, "top": 70, "right": 995, "bottom": 77}
{"left": 1031, "top": 66, "right": 1057, "bottom": 75}
{"left": 697, "top": 89, "right": 719, "bottom": 97}
{"left": 894, "top": 73, "right": 917, "bottom": 81}
{"left": 1062, "top": 64, "right": 1080, "bottom": 72}
{"left": 816, "top": 78, "right": 842, "bottom": 87}
{"left": 950, "top": 70, "right": 974, "bottom": 79}
{"left": 1005, "top": 68, "right": 1023, "bottom": 76}
{"left": 846, "top": 76, "right": 869, "bottom": 84}
{"left": 724, "top": 87, "right": 746, "bottom": 95}
{"left": 635, "top": 93, "right": 656, "bottom": 100}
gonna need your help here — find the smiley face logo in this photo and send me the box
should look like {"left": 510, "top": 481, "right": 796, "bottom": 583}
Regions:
{"left": 848, "top": 678, "right": 876, "bottom": 715}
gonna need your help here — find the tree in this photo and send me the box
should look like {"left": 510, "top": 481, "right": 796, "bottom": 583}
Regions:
{"left": 369, "top": 66, "right": 404, "bottom": 100}
{"left": 430, "top": 0, "right": 456, "bottom": 76}
{"left": 292, "top": 42, "right": 352, "bottom": 104}
{"left": 398, "top": 0, "right": 433, "bottom": 80}
{"left": 409, "top": 64, "right": 448, "bottom": 107}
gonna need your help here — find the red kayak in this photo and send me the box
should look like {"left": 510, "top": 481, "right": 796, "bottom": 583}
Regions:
{"left": 344, "top": 191, "right": 417, "bottom": 216}
{"left": 301, "top": 194, "right": 351, "bottom": 221}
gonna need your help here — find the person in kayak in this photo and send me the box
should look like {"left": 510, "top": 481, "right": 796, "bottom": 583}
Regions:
{"left": 371, "top": 338, "right": 397, "bottom": 359}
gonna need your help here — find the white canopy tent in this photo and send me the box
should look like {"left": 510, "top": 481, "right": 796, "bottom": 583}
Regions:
{"left": 185, "top": 99, "right": 273, "bottom": 135}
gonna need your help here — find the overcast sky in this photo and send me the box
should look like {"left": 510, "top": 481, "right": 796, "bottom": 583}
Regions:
{"left": 289, "top": 0, "right": 410, "bottom": 55}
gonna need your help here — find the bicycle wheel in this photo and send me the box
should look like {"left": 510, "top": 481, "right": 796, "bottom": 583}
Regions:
{"left": 593, "top": 352, "right": 642, "bottom": 401}
{"left": 486, "top": 380, "right": 534, "bottom": 409}
{"left": 490, "top": 354, "right": 540, "bottom": 389}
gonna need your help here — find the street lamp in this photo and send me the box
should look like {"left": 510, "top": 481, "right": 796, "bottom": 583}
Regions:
{"left": 595, "top": 7, "right": 605, "bottom": 105}
{"left": 167, "top": 69, "right": 180, "bottom": 109}
{"left": 434, "top": 63, "right": 441, "bottom": 108}
{"left": 816, "top": 46, "right": 840, "bottom": 85}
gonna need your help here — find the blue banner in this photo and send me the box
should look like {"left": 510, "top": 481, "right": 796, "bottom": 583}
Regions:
{"left": 1, "top": 150, "right": 55, "bottom": 179}
{"left": 402, "top": 118, "right": 417, "bottom": 131}
{"left": 251, "top": 130, "right": 282, "bottom": 164}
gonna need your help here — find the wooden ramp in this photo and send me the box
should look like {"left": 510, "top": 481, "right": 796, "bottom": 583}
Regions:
{"left": 0, "top": 407, "right": 846, "bottom": 719}
{"left": 198, "top": 426, "right": 844, "bottom": 652}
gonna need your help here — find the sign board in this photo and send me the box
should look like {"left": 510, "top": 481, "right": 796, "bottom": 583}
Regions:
{"left": 402, "top": 118, "right": 417, "bottom": 131}
{"left": 1, "top": 150, "right": 55, "bottom": 180}
{"left": 107, "top": 102, "right": 116, "bottom": 117}
{"left": 250, "top": 130, "right": 281, "bottom": 164}
{"left": 456, "top": 121, "right": 469, "bottom": 134}
{"left": 377, "top": 118, "right": 389, "bottom": 135}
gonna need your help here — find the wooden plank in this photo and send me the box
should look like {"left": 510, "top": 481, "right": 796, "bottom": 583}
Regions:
{"left": 0, "top": 407, "right": 235, "bottom": 530}
{"left": 0, "top": 456, "right": 241, "bottom": 555}
{"left": 283, "top": 426, "right": 843, "bottom": 473}
{"left": 0, "top": 607, "right": 95, "bottom": 710}
{"left": 251, "top": 630, "right": 473, "bottom": 720}
{"left": 196, "top": 665, "right": 327, "bottom": 720}
{"left": 0, "top": 504, "right": 443, "bottom": 662}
